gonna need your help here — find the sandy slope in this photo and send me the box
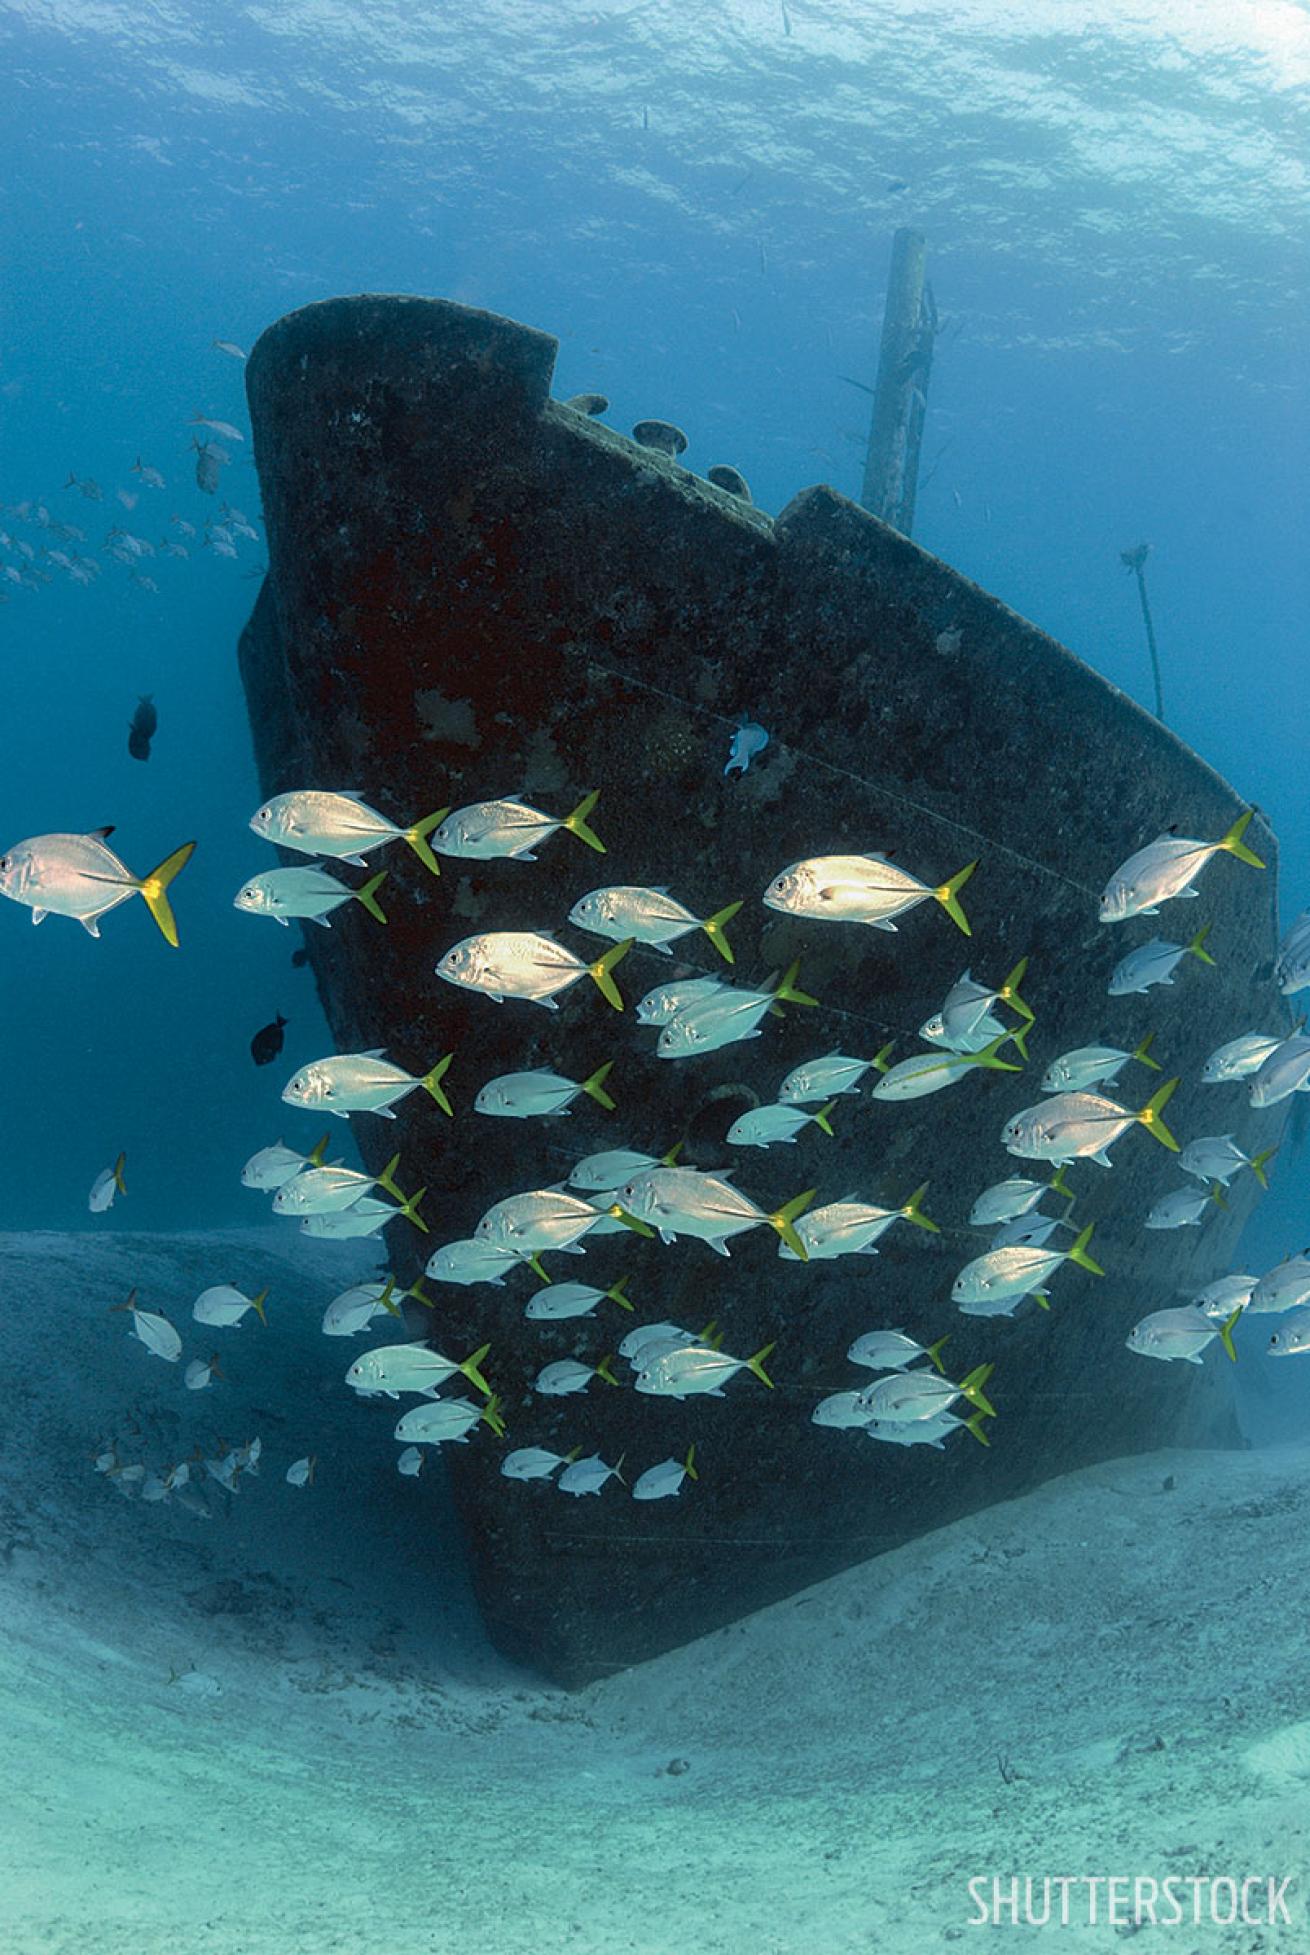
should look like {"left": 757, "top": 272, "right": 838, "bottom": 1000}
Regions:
{"left": 1, "top": 1230, "right": 1307, "bottom": 1953}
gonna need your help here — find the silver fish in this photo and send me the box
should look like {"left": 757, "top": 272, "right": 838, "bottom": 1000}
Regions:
{"left": 1248, "top": 1253, "right": 1310, "bottom": 1316}
{"left": 233, "top": 865, "right": 387, "bottom": 927}
{"left": 762, "top": 852, "right": 976, "bottom": 935}
{"left": 1248, "top": 1035, "right": 1310, "bottom": 1109}
{"left": 1200, "top": 1032, "right": 1284, "bottom": 1083}
{"left": 1107, "top": 927, "right": 1214, "bottom": 996}
{"left": 847, "top": 1329, "right": 949, "bottom": 1374}
{"left": 0, "top": 828, "right": 195, "bottom": 944}
{"left": 1178, "top": 1134, "right": 1274, "bottom": 1188}
{"left": 1098, "top": 812, "right": 1263, "bottom": 923}
{"left": 1041, "top": 1033, "right": 1160, "bottom": 1094}
{"left": 557, "top": 1453, "right": 624, "bottom": 1496}
{"left": 1000, "top": 1080, "right": 1180, "bottom": 1166}
{"left": 777, "top": 1185, "right": 937, "bottom": 1260}
{"left": 569, "top": 885, "right": 741, "bottom": 963}
{"left": 1144, "top": 1184, "right": 1225, "bottom": 1231}
{"left": 431, "top": 791, "right": 604, "bottom": 860}
{"left": 631, "top": 1448, "right": 698, "bottom": 1500}
{"left": 250, "top": 790, "right": 446, "bottom": 873}
{"left": 282, "top": 1050, "right": 453, "bottom": 1118}
{"left": 345, "top": 1340, "right": 491, "bottom": 1400}
{"left": 436, "top": 931, "right": 631, "bottom": 1011}
{"left": 1126, "top": 1305, "right": 1238, "bottom": 1364}
{"left": 474, "top": 1063, "right": 615, "bottom": 1119}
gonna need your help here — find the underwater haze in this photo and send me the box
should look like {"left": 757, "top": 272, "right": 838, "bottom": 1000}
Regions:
{"left": 1, "top": 1, "right": 1309, "bottom": 1950}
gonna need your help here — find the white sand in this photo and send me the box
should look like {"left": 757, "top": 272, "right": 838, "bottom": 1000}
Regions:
{"left": 1, "top": 1229, "right": 1305, "bottom": 1952}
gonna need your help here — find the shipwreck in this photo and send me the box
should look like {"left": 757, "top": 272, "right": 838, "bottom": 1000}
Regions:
{"left": 237, "top": 294, "right": 1288, "bottom": 1685}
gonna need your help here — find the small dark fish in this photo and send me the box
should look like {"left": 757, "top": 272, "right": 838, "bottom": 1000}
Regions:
{"left": 194, "top": 443, "right": 221, "bottom": 495}
{"left": 291, "top": 947, "right": 309, "bottom": 968}
{"left": 127, "top": 694, "right": 157, "bottom": 762}
{"left": 250, "top": 1014, "right": 287, "bottom": 1066}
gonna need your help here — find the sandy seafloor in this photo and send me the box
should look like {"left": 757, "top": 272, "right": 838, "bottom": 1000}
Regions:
{"left": 1, "top": 1229, "right": 1307, "bottom": 1954}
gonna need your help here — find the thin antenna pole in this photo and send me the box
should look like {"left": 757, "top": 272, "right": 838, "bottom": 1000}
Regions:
{"left": 1121, "top": 543, "right": 1164, "bottom": 722}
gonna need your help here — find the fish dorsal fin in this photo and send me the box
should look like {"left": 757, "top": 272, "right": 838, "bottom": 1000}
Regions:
{"left": 88, "top": 825, "right": 116, "bottom": 840}
{"left": 361, "top": 1047, "right": 387, "bottom": 1059}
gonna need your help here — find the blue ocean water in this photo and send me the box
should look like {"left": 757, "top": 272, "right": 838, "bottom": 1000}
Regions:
{"left": 1, "top": 4, "right": 1308, "bottom": 1943}
{"left": 2, "top": 2, "right": 1305, "bottom": 1243}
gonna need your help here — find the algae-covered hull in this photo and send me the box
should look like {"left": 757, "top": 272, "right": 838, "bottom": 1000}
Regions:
{"left": 238, "top": 295, "right": 1286, "bottom": 1685}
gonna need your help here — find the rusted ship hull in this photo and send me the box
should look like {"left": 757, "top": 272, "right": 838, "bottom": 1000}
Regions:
{"left": 238, "top": 296, "right": 1286, "bottom": 1684}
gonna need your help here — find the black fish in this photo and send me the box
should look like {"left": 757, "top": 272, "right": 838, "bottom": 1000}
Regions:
{"left": 127, "top": 694, "right": 157, "bottom": 762}
{"left": 250, "top": 1014, "right": 287, "bottom": 1066}
{"left": 290, "top": 947, "right": 309, "bottom": 968}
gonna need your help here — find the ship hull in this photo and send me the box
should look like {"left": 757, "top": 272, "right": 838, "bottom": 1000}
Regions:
{"left": 238, "top": 296, "right": 1284, "bottom": 1685}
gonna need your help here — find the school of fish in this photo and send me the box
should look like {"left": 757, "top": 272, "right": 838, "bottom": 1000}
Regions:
{"left": 13, "top": 757, "right": 1306, "bottom": 1511}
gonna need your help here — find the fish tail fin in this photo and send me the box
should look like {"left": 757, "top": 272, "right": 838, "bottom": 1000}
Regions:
{"left": 1220, "top": 1306, "right": 1242, "bottom": 1363}
{"left": 768, "top": 1187, "right": 817, "bottom": 1261}
{"left": 582, "top": 1060, "right": 616, "bottom": 1110}
{"left": 589, "top": 938, "right": 632, "bottom": 1011}
{"left": 606, "top": 1274, "right": 634, "bottom": 1311}
{"left": 460, "top": 1344, "right": 493, "bottom": 1399}
{"left": 872, "top": 1040, "right": 896, "bottom": 1075}
{"left": 563, "top": 1447, "right": 583, "bottom": 1464}
{"left": 112, "top": 1151, "right": 127, "bottom": 1196}
{"left": 934, "top": 859, "right": 977, "bottom": 936}
{"left": 405, "top": 1276, "right": 435, "bottom": 1311}
{"left": 971, "top": 1033, "right": 1023, "bottom": 1074}
{"left": 901, "top": 1182, "right": 940, "bottom": 1233}
{"left": 772, "top": 959, "right": 820, "bottom": 1008}
{"left": 1250, "top": 1147, "right": 1277, "bottom": 1190}
{"left": 249, "top": 1289, "right": 269, "bottom": 1326}
{"left": 813, "top": 1099, "right": 837, "bottom": 1137}
{"left": 682, "top": 1444, "right": 699, "bottom": 1481}
{"left": 377, "top": 1277, "right": 401, "bottom": 1319}
{"left": 926, "top": 1334, "right": 951, "bottom": 1375}
{"left": 999, "top": 956, "right": 1033, "bottom": 1021}
{"left": 1137, "top": 1077, "right": 1181, "bottom": 1150}
{"left": 1049, "top": 1164, "right": 1075, "bottom": 1202}
{"left": 701, "top": 899, "right": 743, "bottom": 964}
{"left": 134, "top": 840, "right": 197, "bottom": 947}
{"left": 1218, "top": 808, "right": 1265, "bottom": 869}
{"left": 528, "top": 1255, "right": 552, "bottom": 1283}
{"left": 1068, "top": 1224, "right": 1104, "bottom": 1276}
{"left": 376, "top": 1152, "right": 405, "bottom": 1201}
{"left": 403, "top": 807, "right": 449, "bottom": 876}
{"left": 563, "top": 790, "right": 605, "bottom": 853}
{"left": 660, "top": 1139, "right": 684, "bottom": 1166}
{"left": 747, "top": 1341, "right": 777, "bottom": 1389}
{"left": 958, "top": 1362, "right": 996, "bottom": 1418}
{"left": 1132, "top": 1030, "right": 1162, "bottom": 1072}
{"left": 420, "top": 1053, "right": 455, "bottom": 1116}
{"left": 398, "top": 1186, "right": 428, "bottom": 1233}
{"left": 965, "top": 1410, "right": 992, "bottom": 1447}
{"left": 596, "top": 1355, "right": 621, "bottom": 1387}
{"left": 611, "top": 1453, "right": 627, "bottom": 1487}
{"left": 1187, "top": 922, "right": 1216, "bottom": 966}
{"left": 1006, "top": 1020, "right": 1032, "bottom": 1063}
{"left": 1208, "top": 1181, "right": 1230, "bottom": 1211}
{"left": 481, "top": 1395, "right": 507, "bottom": 1438}
{"left": 308, "top": 1132, "right": 331, "bottom": 1166}
{"left": 355, "top": 870, "right": 388, "bottom": 924}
